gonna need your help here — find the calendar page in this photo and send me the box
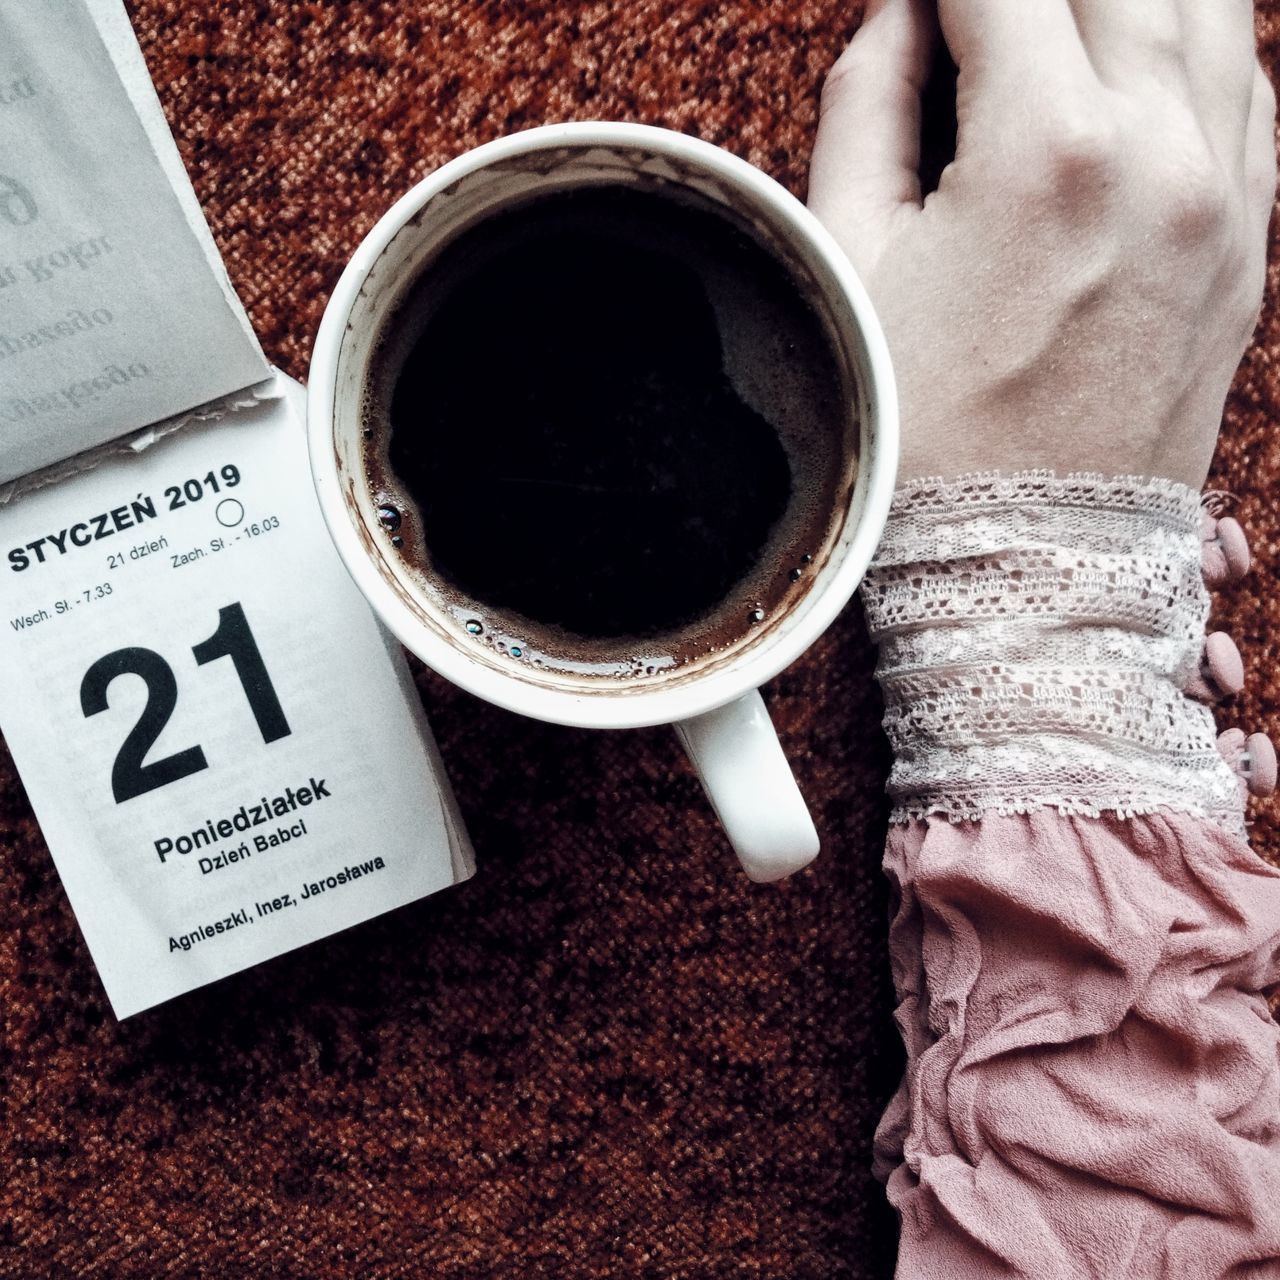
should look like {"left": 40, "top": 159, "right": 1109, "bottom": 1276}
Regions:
{"left": 0, "top": 377, "right": 474, "bottom": 1018}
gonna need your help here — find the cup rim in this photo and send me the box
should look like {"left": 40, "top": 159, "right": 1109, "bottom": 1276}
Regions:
{"left": 307, "top": 121, "right": 898, "bottom": 730}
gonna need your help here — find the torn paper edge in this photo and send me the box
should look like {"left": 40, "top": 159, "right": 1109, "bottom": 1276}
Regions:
{"left": 0, "top": 376, "right": 282, "bottom": 506}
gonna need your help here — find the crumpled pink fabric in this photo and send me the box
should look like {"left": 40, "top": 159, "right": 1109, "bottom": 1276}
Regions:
{"left": 875, "top": 811, "right": 1280, "bottom": 1278}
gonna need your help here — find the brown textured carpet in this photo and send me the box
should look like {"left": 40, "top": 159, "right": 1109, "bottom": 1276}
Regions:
{"left": 2, "top": 4, "right": 1278, "bottom": 1277}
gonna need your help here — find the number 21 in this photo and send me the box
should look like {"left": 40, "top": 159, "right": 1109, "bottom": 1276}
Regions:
{"left": 79, "top": 602, "right": 291, "bottom": 803}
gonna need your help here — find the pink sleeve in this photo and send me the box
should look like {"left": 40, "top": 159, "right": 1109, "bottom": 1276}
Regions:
{"left": 860, "top": 475, "right": 1280, "bottom": 1277}
{"left": 875, "top": 813, "right": 1280, "bottom": 1276}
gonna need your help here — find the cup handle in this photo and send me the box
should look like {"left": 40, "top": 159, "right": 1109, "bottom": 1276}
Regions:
{"left": 674, "top": 690, "right": 820, "bottom": 883}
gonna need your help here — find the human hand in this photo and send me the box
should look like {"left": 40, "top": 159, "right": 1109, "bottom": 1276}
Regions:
{"left": 809, "top": 0, "right": 1276, "bottom": 488}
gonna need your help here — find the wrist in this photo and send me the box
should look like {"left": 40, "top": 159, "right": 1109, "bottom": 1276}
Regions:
{"left": 860, "top": 471, "right": 1243, "bottom": 831}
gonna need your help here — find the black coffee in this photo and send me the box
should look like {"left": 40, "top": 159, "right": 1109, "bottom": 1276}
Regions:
{"left": 365, "top": 185, "right": 853, "bottom": 678}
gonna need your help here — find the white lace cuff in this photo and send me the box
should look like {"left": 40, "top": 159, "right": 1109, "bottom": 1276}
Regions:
{"left": 860, "top": 472, "right": 1244, "bottom": 834}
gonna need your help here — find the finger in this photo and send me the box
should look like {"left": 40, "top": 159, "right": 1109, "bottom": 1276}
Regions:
{"left": 935, "top": 0, "right": 1094, "bottom": 99}
{"left": 1068, "top": 0, "right": 1191, "bottom": 95}
{"left": 1179, "top": 0, "right": 1260, "bottom": 171}
{"left": 809, "top": 0, "right": 937, "bottom": 273}
{"left": 1071, "top": 1, "right": 1257, "bottom": 169}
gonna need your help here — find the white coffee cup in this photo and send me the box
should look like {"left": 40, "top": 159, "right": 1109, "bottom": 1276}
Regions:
{"left": 307, "top": 122, "right": 897, "bottom": 883}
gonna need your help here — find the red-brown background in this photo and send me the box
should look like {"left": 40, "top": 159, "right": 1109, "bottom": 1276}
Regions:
{"left": 2, "top": 4, "right": 1277, "bottom": 1276}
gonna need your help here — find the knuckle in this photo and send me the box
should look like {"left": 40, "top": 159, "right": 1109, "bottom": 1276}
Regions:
{"left": 1142, "top": 27, "right": 1184, "bottom": 72}
{"left": 817, "top": 61, "right": 855, "bottom": 120}
{"left": 1159, "top": 153, "right": 1233, "bottom": 246}
{"left": 818, "top": 42, "right": 872, "bottom": 117}
{"left": 1035, "top": 108, "right": 1121, "bottom": 193}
